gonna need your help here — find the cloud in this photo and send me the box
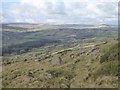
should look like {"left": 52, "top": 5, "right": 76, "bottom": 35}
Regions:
{"left": 1, "top": 0, "right": 118, "bottom": 25}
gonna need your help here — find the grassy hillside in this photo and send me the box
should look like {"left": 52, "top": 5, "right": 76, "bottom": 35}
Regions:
{"left": 2, "top": 24, "right": 118, "bottom": 88}
{"left": 2, "top": 39, "right": 118, "bottom": 88}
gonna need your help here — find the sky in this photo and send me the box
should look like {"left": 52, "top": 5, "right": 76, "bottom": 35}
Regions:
{"left": 1, "top": 0, "right": 119, "bottom": 25}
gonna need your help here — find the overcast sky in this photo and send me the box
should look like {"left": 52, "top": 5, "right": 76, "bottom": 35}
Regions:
{"left": 1, "top": 0, "right": 118, "bottom": 25}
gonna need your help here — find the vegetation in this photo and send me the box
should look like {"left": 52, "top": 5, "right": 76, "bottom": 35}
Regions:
{"left": 2, "top": 24, "right": 118, "bottom": 88}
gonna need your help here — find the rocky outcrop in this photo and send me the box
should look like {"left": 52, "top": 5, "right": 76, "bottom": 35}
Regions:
{"left": 51, "top": 56, "right": 62, "bottom": 65}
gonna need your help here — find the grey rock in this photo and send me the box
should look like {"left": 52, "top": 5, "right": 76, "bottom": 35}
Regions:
{"left": 52, "top": 56, "right": 62, "bottom": 65}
